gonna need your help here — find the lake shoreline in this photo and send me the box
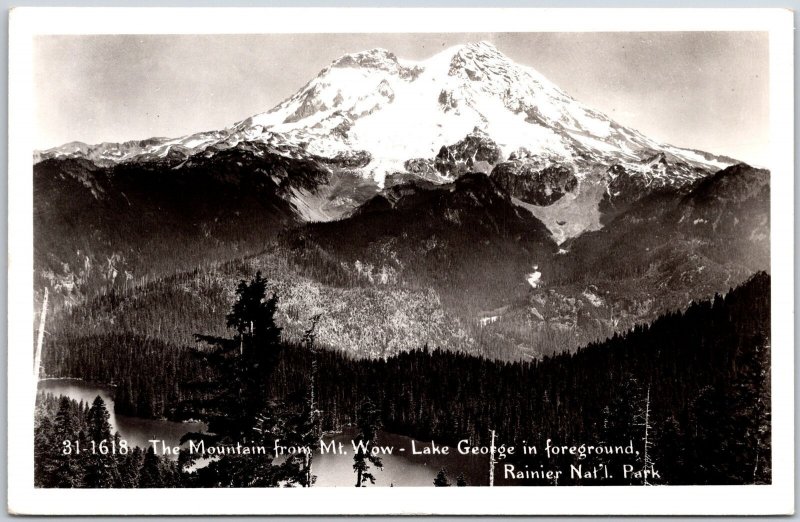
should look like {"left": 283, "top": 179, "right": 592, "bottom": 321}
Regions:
{"left": 39, "top": 378, "right": 494, "bottom": 486}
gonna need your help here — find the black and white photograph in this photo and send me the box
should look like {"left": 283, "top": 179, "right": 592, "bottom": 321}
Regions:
{"left": 7, "top": 7, "right": 794, "bottom": 516}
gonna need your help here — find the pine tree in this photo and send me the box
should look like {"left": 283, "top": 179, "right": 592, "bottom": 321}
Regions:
{"left": 177, "top": 448, "right": 197, "bottom": 487}
{"left": 54, "top": 396, "right": 77, "bottom": 442}
{"left": 634, "top": 385, "right": 656, "bottom": 485}
{"left": 182, "top": 272, "right": 285, "bottom": 487}
{"left": 34, "top": 414, "right": 57, "bottom": 487}
{"left": 353, "top": 399, "right": 383, "bottom": 487}
{"left": 434, "top": 468, "right": 451, "bottom": 487}
{"left": 750, "top": 338, "right": 772, "bottom": 484}
{"left": 302, "top": 315, "right": 322, "bottom": 487}
{"left": 87, "top": 396, "right": 112, "bottom": 442}
{"left": 654, "top": 416, "right": 685, "bottom": 484}
{"left": 83, "top": 452, "right": 119, "bottom": 488}
{"left": 82, "top": 397, "right": 119, "bottom": 488}
{"left": 117, "top": 446, "right": 144, "bottom": 488}
{"left": 456, "top": 473, "right": 467, "bottom": 487}
{"left": 138, "top": 447, "right": 164, "bottom": 488}
{"left": 190, "top": 271, "right": 283, "bottom": 440}
{"left": 51, "top": 396, "right": 83, "bottom": 488}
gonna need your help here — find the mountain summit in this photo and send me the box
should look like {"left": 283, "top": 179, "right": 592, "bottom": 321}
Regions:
{"left": 241, "top": 40, "right": 734, "bottom": 180}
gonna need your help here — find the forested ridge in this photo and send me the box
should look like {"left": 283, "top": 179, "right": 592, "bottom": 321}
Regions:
{"left": 39, "top": 271, "right": 770, "bottom": 485}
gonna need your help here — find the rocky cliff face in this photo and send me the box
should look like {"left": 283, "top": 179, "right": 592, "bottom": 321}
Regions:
{"left": 433, "top": 128, "right": 503, "bottom": 177}
{"left": 492, "top": 161, "right": 578, "bottom": 205}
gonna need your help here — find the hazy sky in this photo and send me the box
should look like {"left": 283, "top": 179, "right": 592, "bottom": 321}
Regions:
{"left": 34, "top": 32, "right": 769, "bottom": 166}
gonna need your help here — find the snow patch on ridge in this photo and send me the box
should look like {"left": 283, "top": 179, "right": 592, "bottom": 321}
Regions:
{"left": 526, "top": 265, "right": 542, "bottom": 288}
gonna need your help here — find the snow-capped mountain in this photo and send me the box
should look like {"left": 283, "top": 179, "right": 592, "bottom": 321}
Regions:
{"left": 243, "top": 42, "right": 735, "bottom": 179}
{"left": 37, "top": 42, "right": 733, "bottom": 170}
{"left": 36, "top": 42, "right": 737, "bottom": 236}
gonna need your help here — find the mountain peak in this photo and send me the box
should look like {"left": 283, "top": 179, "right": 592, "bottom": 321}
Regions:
{"left": 439, "top": 41, "right": 546, "bottom": 92}
{"left": 457, "top": 40, "right": 503, "bottom": 56}
{"left": 330, "top": 47, "right": 399, "bottom": 71}
{"left": 470, "top": 40, "right": 499, "bottom": 50}
{"left": 445, "top": 40, "right": 501, "bottom": 57}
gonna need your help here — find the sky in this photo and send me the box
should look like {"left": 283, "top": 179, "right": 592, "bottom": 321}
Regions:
{"left": 34, "top": 32, "right": 769, "bottom": 166}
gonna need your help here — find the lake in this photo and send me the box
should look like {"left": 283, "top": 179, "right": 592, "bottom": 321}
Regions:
{"left": 38, "top": 379, "right": 499, "bottom": 486}
{"left": 38, "top": 379, "right": 206, "bottom": 453}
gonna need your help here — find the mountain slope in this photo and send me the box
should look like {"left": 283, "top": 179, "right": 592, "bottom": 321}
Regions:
{"left": 44, "top": 174, "right": 561, "bottom": 361}
{"left": 34, "top": 141, "right": 331, "bottom": 302}
{"left": 513, "top": 162, "right": 770, "bottom": 339}
{"left": 287, "top": 173, "right": 558, "bottom": 315}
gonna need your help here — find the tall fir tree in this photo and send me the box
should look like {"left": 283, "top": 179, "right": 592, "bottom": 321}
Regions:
{"left": 353, "top": 399, "right": 383, "bottom": 487}
{"left": 189, "top": 271, "right": 283, "bottom": 440}
{"left": 34, "top": 412, "right": 58, "bottom": 487}
{"left": 51, "top": 396, "right": 84, "bottom": 488}
{"left": 183, "top": 271, "right": 286, "bottom": 487}
{"left": 83, "top": 396, "right": 119, "bottom": 487}
{"left": 87, "top": 396, "right": 113, "bottom": 442}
